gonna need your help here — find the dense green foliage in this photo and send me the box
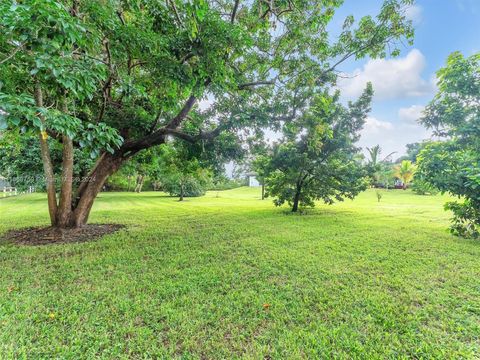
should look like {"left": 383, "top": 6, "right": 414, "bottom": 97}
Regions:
{"left": 0, "top": 131, "right": 47, "bottom": 190}
{"left": 418, "top": 52, "right": 480, "bottom": 238}
{"left": 1, "top": 188, "right": 479, "bottom": 358}
{"left": 157, "top": 144, "right": 211, "bottom": 200}
{"left": 365, "top": 144, "right": 397, "bottom": 188}
{"left": 396, "top": 141, "right": 430, "bottom": 163}
{"left": 411, "top": 178, "right": 439, "bottom": 196}
{"left": 0, "top": 0, "right": 414, "bottom": 227}
{"left": 0, "top": 130, "right": 94, "bottom": 191}
{"left": 256, "top": 86, "right": 372, "bottom": 212}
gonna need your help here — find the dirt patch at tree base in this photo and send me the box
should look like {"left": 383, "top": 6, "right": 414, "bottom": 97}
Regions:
{"left": 2, "top": 224, "right": 125, "bottom": 246}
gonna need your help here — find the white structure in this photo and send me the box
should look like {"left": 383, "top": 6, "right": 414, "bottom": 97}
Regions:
{"left": 3, "top": 186, "right": 17, "bottom": 197}
{"left": 1, "top": 176, "right": 20, "bottom": 197}
{"left": 247, "top": 172, "right": 260, "bottom": 187}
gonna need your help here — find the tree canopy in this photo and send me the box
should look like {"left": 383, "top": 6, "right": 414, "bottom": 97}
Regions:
{"left": 255, "top": 85, "right": 373, "bottom": 212}
{"left": 418, "top": 52, "right": 480, "bottom": 238}
{"left": 0, "top": 0, "right": 414, "bottom": 228}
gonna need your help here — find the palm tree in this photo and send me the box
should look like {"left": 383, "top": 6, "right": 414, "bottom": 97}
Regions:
{"left": 367, "top": 145, "right": 397, "bottom": 187}
{"left": 366, "top": 145, "right": 381, "bottom": 167}
{"left": 394, "top": 160, "right": 416, "bottom": 190}
{"left": 367, "top": 145, "right": 397, "bottom": 166}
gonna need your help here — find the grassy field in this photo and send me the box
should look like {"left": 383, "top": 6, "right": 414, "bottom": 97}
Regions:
{"left": 1, "top": 188, "right": 479, "bottom": 359}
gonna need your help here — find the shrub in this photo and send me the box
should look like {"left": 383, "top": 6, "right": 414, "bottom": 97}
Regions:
{"left": 163, "top": 177, "right": 208, "bottom": 198}
{"left": 411, "top": 179, "right": 439, "bottom": 196}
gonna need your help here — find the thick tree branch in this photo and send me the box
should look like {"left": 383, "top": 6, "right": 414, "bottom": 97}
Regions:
{"left": 231, "top": 0, "right": 240, "bottom": 23}
{"left": 163, "top": 123, "right": 226, "bottom": 143}
{"left": 165, "top": 95, "right": 197, "bottom": 129}
{"left": 167, "top": 0, "right": 184, "bottom": 28}
{"left": 238, "top": 80, "right": 275, "bottom": 89}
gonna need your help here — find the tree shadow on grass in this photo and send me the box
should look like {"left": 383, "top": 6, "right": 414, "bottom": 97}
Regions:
{"left": 1, "top": 224, "right": 125, "bottom": 246}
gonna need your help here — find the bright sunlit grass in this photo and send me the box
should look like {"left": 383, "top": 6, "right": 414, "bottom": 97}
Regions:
{"left": 1, "top": 188, "right": 479, "bottom": 358}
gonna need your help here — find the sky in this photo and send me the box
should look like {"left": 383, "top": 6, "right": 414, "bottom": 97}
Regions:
{"left": 336, "top": 0, "right": 480, "bottom": 159}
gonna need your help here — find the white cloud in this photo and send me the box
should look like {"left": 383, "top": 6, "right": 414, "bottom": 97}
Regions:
{"left": 363, "top": 116, "right": 394, "bottom": 134}
{"left": 358, "top": 115, "right": 433, "bottom": 158}
{"left": 405, "top": 5, "right": 423, "bottom": 25}
{"left": 398, "top": 105, "right": 424, "bottom": 124}
{"left": 338, "top": 49, "right": 433, "bottom": 100}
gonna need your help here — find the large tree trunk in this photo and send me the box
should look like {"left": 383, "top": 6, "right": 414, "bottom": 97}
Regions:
{"left": 291, "top": 183, "right": 301, "bottom": 212}
{"left": 56, "top": 135, "right": 74, "bottom": 227}
{"left": 56, "top": 98, "right": 75, "bottom": 227}
{"left": 34, "top": 82, "right": 58, "bottom": 226}
{"left": 261, "top": 183, "right": 265, "bottom": 200}
{"left": 69, "top": 153, "right": 124, "bottom": 228}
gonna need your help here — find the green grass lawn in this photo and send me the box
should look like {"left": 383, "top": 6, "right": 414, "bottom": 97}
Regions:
{"left": 1, "top": 188, "right": 479, "bottom": 359}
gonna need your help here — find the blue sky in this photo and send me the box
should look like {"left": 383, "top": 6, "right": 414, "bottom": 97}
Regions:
{"left": 336, "top": 0, "right": 480, "bottom": 158}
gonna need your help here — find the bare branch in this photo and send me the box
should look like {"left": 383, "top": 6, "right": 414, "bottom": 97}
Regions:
{"left": 167, "top": 0, "right": 184, "bottom": 28}
{"left": 238, "top": 80, "right": 275, "bottom": 89}
{"left": 231, "top": 0, "right": 240, "bottom": 23}
{"left": 0, "top": 43, "right": 24, "bottom": 65}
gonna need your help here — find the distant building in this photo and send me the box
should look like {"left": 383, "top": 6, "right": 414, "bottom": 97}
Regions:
{"left": 246, "top": 172, "right": 260, "bottom": 187}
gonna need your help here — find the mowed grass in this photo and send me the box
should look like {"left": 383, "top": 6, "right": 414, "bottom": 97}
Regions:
{"left": 1, "top": 188, "right": 479, "bottom": 359}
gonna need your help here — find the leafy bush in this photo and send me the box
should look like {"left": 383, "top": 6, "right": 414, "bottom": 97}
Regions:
{"left": 411, "top": 179, "right": 439, "bottom": 196}
{"left": 163, "top": 177, "right": 207, "bottom": 198}
{"left": 445, "top": 200, "right": 480, "bottom": 239}
{"left": 209, "top": 178, "right": 245, "bottom": 191}
{"left": 105, "top": 173, "right": 132, "bottom": 191}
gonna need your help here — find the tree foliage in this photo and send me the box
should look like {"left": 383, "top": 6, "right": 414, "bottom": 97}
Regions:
{"left": 0, "top": 0, "right": 415, "bottom": 228}
{"left": 255, "top": 85, "right": 373, "bottom": 212}
{"left": 418, "top": 52, "right": 480, "bottom": 238}
{"left": 393, "top": 160, "right": 416, "bottom": 189}
{"left": 158, "top": 144, "right": 211, "bottom": 200}
{"left": 366, "top": 144, "right": 396, "bottom": 187}
{"left": 0, "top": 130, "right": 94, "bottom": 191}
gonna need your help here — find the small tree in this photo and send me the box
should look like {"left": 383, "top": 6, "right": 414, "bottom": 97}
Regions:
{"left": 365, "top": 144, "right": 396, "bottom": 187}
{"left": 259, "top": 86, "right": 372, "bottom": 212}
{"left": 377, "top": 162, "right": 396, "bottom": 189}
{"left": 394, "top": 160, "right": 416, "bottom": 189}
{"left": 366, "top": 145, "right": 382, "bottom": 168}
{"left": 158, "top": 145, "right": 211, "bottom": 201}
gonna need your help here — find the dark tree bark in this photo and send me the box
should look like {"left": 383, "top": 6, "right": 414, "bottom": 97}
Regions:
{"left": 70, "top": 152, "right": 125, "bottom": 227}
{"left": 291, "top": 183, "right": 302, "bottom": 212}
{"left": 179, "top": 182, "right": 184, "bottom": 201}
